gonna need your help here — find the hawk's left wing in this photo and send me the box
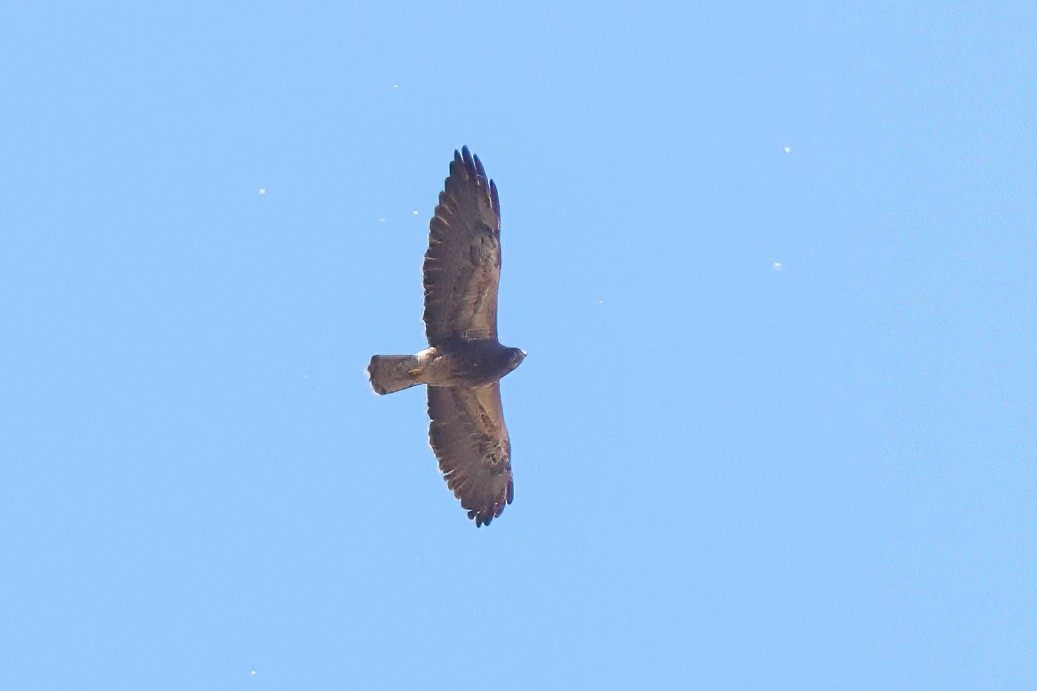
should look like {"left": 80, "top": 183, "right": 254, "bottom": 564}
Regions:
{"left": 427, "top": 384, "right": 514, "bottom": 527}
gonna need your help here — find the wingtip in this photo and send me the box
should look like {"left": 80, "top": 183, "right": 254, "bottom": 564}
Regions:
{"left": 457, "top": 145, "right": 488, "bottom": 182}
{"left": 468, "top": 507, "right": 503, "bottom": 528}
{"left": 490, "top": 179, "right": 500, "bottom": 218}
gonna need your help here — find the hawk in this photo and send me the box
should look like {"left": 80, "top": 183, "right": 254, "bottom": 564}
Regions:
{"left": 367, "top": 147, "right": 525, "bottom": 527}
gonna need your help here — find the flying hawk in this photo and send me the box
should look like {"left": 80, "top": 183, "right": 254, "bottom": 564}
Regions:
{"left": 367, "top": 147, "right": 525, "bottom": 527}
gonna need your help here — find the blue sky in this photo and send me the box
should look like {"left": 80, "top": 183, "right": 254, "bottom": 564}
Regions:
{"left": 2, "top": 2, "right": 1035, "bottom": 689}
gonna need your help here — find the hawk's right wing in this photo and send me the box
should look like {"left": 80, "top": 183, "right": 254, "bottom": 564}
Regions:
{"left": 422, "top": 146, "right": 502, "bottom": 344}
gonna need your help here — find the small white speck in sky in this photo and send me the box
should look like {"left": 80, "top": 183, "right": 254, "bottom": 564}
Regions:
{"left": 783, "top": 146, "right": 791, "bottom": 154}
{"left": 412, "top": 210, "right": 419, "bottom": 215}
{"left": 250, "top": 670, "right": 257, "bottom": 676}
{"left": 772, "top": 261, "right": 783, "bottom": 271}
{"left": 258, "top": 188, "right": 267, "bottom": 195}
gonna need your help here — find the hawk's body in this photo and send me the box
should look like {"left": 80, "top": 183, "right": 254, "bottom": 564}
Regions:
{"left": 367, "top": 147, "right": 524, "bottom": 527}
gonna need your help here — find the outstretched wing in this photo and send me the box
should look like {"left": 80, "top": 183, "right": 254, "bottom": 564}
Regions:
{"left": 422, "top": 146, "right": 502, "bottom": 344}
{"left": 427, "top": 384, "right": 514, "bottom": 527}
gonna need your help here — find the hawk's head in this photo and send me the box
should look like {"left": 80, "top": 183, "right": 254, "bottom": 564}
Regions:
{"left": 505, "top": 347, "right": 526, "bottom": 374}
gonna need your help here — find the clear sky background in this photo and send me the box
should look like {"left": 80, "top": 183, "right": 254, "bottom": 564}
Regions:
{"left": 2, "top": 2, "right": 1035, "bottom": 689}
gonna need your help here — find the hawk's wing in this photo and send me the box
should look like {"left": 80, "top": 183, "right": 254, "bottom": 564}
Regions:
{"left": 422, "top": 146, "right": 501, "bottom": 344}
{"left": 427, "top": 384, "right": 514, "bottom": 527}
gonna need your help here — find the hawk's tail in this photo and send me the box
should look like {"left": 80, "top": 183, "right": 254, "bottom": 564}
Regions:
{"left": 367, "top": 354, "right": 422, "bottom": 395}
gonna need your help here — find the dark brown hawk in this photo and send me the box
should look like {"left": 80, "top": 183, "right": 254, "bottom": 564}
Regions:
{"left": 367, "top": 147, "right": 525, "bottom": 527}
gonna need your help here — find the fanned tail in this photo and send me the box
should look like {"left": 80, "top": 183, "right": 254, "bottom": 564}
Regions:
{"left": 367, "top": 355, "right": 422, "bottom": 395}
